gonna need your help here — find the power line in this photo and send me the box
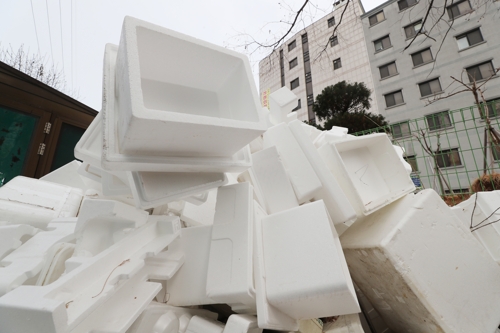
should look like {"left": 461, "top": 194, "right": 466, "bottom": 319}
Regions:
{"left": 45, "top": 0, "right": 55, "bottom": 66}
{"left": 58, "top": 0, "right": 64, "bottom": 73}
{"left": 30, "top": 0, "right": 41, "bottom": 55}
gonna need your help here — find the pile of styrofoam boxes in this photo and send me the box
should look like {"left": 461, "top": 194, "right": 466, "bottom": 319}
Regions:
{"left": 1, "top": 15, "right": 500, "bottom": 333}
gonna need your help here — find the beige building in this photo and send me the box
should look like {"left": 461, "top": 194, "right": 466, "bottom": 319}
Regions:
{"left": 259, "top": 0, "right": 378, "bottom": 124}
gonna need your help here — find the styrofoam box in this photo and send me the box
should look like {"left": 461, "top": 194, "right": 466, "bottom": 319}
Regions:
{"left": 115, "top": 16, "right": 266, "bottom": 158}
{"left": 128, "top": 171, "right": 227, "bottom": 210}
{"left": 263, "top": 123, "right": 322, "bottom": 203}
{"left": 451, "top": 191, "right": 500, "bottom": 263}
{"left": 223, "top": 314, "right": 261, "bottom": 333}
{"left": 206, "top": 183, "right": 255, "bottom": 312}
{"left": 318, "top": 134, "right": 415, "bottom": 216}
{"left": 101, "top": 43, "right": 253, "bottom": 173}
{"left": 262, "top": 200, "right": 359, "bottom": 319}
{"left": 180, "top": 189, "right": 218, "bottom": 227}
{"left": 186, "top": 316, "right": 225, "bottom": 333}
{"left": 288, "top": 120, "right": 356, "bottom": 228}
{"left": 340, "top": 189, "right": 500, "bottom": 332}
{"left": 269, "top": 87, "right": 298, "bottom": 124}
{"left": 0, "top": 176, "right": 83, "bottom": 228}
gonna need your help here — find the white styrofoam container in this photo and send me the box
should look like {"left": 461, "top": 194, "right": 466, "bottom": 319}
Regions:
{"left": 268, "top": 87, "right": 298, "bottom": 124}
{"left": 288, "top": 120, "right": 356, "bottom": 228}
{"left": 40, "top": 160, "right": 100, "bottom": 192}
{"left": 0, "top": 220, "right": 76, "bottom": 296}
{"left": 0, "top": 216, "right": 181, "bottom": 333}
{"left": 262, "top": 200, "right": 359, "bottom": 319}
{"left": 318, "top": 134, "right": 415, "bottom": 216}
{"left": 180, "top": 189, "right": 218, "bottom": 227}
{"left": 78, "top": 162, "right": 131, "bottom": 197}
{"left": 253, "top": 200, "right": 299, "bottom": 331}
{"left": 114, "top": 16, "right": 266, "bottom": 158}
{"left": 251, "top": 146, "right": 299, "bottom": 215}
{"left": 186, "top": 316, "right": 225, "bottom": 333}
{"left": 223, "top": 314, "right": 261, "bottom": 333}
{"left": 263, "top": 123, "right": 322, "bottom": 203}
{"left": 206, "top": 183, "right": 255, "bottom": 312}
{"left": 127, "top": 171, "right": 227, "bottom": 210}
{"left": 340, "top": 189, "right": 500, "bottom": 332}
{"left": 165, "top": 225, "right": 216, "bottom": 306}
{"left": 0, "top": 176, "right": 83, "bottom": 228}
{"left": 36, "top": 242, "right": 74, "bottom": 286}
{"left": 101, "top": 43, "right": 253, "bottom": 173}
{"left": 0, "top": 224, "right": 39, "bottom": 260}
{"left": 452, "top": 191, "right": 500, "bottom": 263}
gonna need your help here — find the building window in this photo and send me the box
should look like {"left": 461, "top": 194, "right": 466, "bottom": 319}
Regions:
{"left": 411, "top": 48, "right": 433, "bottom": 67}
{"left": 398, "top": 0, "right": 418, "bottom": 11}
{"left": 328, "top": 17, "right": 335, "bottom": 28}
{"left": 419, "top": 78, "right": 442, "bottom": 97}
{"left": 305, "top": 72, "right": 312, "bottom": 83}
{"left": 385, "top": 90, "right": 404, "bottom": 108}
{"left": 466, "top": 61, "right": 495, "bottom": 82}
{"left": 303, "top": 50, "right": 310, "bottom": 62}
{"left": 404, "top": 155, "right": 419, "bottom": 172}
{"left": 456, "top": 28, "right": 484, "bottom": 50}
{"left": 330, "top": 36, "right": 339, "bottom": 47}
{"left": 302, "top": 34, "right": 308, "bottom": 44}
{"left": 288, "top": 40, "right": 296, "bottom": 51}
{"left": 369, "top": 11, "right": 385, "bottom": 26}
{"left": 290, "top": 78, "right": 300, "bottom": 90}
{"left": 426, "top": 111, "right": 452, "bottom": 131}
{"left": 292, "top": 99, "right": 301, "bottom": 111}
{"left": 447, "top": 0, "right": 472, "bottom": 19}
{"left": 404, "top": 20, "right": 423, "bottom": 39}
{"left": 307, "top": 94, "right": 314, "bottom": 106}
{"left": 289, "top": 57, "right": 298, "bottom": 69}
{"left": 379, "top": 62, "right": 398, "bottom": 79}
{"left": 436, "top": 148, "right": 462, "bottom": 168}
{"left": 333, "top": 58, "right": 342, "bottom": 70}
{"left": 391, "top": 121, "right": 411, "bottom": 138}
{"left": 374, "top": 35, "right": 391, "bottom": 52}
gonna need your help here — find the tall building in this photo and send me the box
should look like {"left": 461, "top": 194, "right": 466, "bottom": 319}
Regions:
{"left": 259, "top": 0, "right": 378, "bottom": 124}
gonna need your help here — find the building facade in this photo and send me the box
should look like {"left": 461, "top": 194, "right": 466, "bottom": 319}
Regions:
{"left": 259, "top": 0, "right": 378, "bottom": 124}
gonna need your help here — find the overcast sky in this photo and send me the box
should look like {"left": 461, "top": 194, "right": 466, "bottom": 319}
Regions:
{"left": 0, "top": 0, "right": 384, "bottom": 111}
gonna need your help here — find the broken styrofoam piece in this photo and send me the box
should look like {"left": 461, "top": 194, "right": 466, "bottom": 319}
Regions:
{"left": 262, "top": 200, "right": 359, "bottom": 319}
{"left": 288, "top": 120, "right": 356, "bottom": 228}
{"left": 263, "top": 123, "right": 322, "bottom": 203}
{"left": 0, "top": 220, "right": 76, "bottom": 296}
{"left": 0, "top": 224, "right": 39, "bottom": 260}
{"left": 127, "top": 171, "right": 227, "bottom": 210}
{"left": 340, "top": 190, "right": 500, "bottom": 333}
{"left": 322, "top": 314, "right": 365, "bottom": 333}
{"left": 0, "top": 176, "right": 83, "bottom": 228}
{"left": 165, "top": 225, "right": 216, "bottom": 306}
{"left": 253, "top": 201, "right": 299, "bottom": 331}
{"left": 301, "top": 122, "right": 322, "bottom": 142}
{"left": 318, "top": 134, "right": 415, "bottom": 216}
{"left": 115, "top": 16, "right": 266, "bottom": 158}
{"left": 186, "top": 316, "right": 225, "bottom": 333}
{"left": 206, "top": 183, "right": 256, "bottom": 312}
{"left": 392, "top": 145, "right": 412, "bottom": 175}
{"left": 69, "top": 251, "right": 185, "bottom": 333}
{"left": 40, "top": 160, "right": 101, "bottom": 192}
{"left": 0, "top": 216, "right": 181, "bottom": 333}
{"left": 127, "top": 302, "right": 218, "bottom": 333}
{"left": 101, "top": 44, "right": 253, "bottom": 173}
{"left": 223, "top": 314, "right": 261, "bottom": 333}
{"left": 36, "top": 243, "right": 75, "bottom": 286}
{"left": 268, "top": 87, "right": 298, "bottom": 124}
{"left": 297, "top": 319, "right": 323, "bottom": 333}
{"left": 251, "top": 146, "right": 299, "bottom": 215}
{"left": 180, "top": 189, "right": 218, "bottom": 227}
{"left": 452, "top": 191, "right": 500, "bottom": 263}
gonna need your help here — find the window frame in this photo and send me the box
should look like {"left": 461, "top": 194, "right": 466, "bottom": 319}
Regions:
{"left": 330, "top": 35, "right": 339, "bottom": 47}
{"left": 289, "top": 57, "right": 298, "bottom": 70}
{"left": 301, "top": 34, "right": 308, "bottom": 44}
{"left": 398, "top": 0, "right": 418, "bottom": 11}
{"left": 385, "top": 90, "right": 405, "bottom": 108}
{"left": 403, "top": 154, "right": 419, "bottom": 172}
{"left": 333, "top": 58, "right": 342, "bottom": 70}
{"left": 447, "top": 0, "right": 473, "bottom": 20}
{"left": 290, "top": 78, "right": 300, "bottom": 90}
{"left": 391, "top": 121, "right": 411, "bottom": 139}
{"left": 456, "top": 28, "right": 484, "bottom": 50}
{"left": 379, "top": 61, "right": 398, "bottom": 79}
{"left": 480, "top": 98, "right": 500, "bottom": 119}
{"left": 466, "top": 61, "right": 495, "bottom": 83}
{"left": 411, "top": 48, "right": 433, "bottom": 67}
{"left": 435, "top": 148, "right": 462, "bottom": 168}
{"left": 418, "top": 78, "right": 443, "bottom": 97}
{"left": 404, "top": 20, "right": 423, "bottom": 39}
{"left": 328, "top": 17, "right": 336, "bottom": 28}
{"left": 374, "top": 35, "right": 392, "bottom": 53}
{"left": 425, "top": 110, "right": 453, "bottom": 131}
{"left": 369, "top": 11, "right": 385, "bottom": 26}
{"left": 288, "top": 40, "right": 297, "bottom": 52}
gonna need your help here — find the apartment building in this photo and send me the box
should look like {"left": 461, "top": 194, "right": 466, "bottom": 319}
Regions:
{"left": 259, "top": 0, "right": 378, "bottom": 124}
